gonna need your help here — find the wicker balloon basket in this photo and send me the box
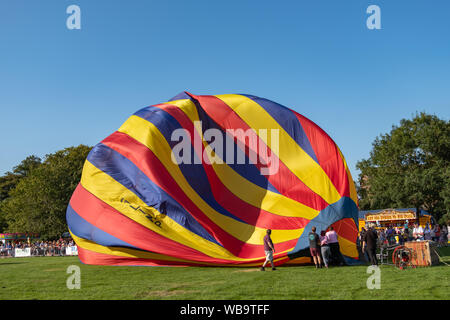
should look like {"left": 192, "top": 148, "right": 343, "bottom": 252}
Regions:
{"left": 404, "top": 240, "right": 440, "bottom": 267}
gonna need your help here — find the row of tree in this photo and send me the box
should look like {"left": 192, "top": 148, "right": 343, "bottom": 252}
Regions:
{"left": 0, "top": 113, "right": 448, "bottom": 240}
{"left": 356, "top": 112, "right": 450, "bottom": 224}
{"left": 0, "top": 145, "right": 91, "bottom": 239}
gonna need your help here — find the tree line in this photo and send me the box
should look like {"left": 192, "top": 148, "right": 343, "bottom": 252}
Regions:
{"left": 0, "top": 145, "right": 91, "bottom": 240}
{"left": 356, "top": 112, "right": 450, "bottom": 224}
{"left": 0, "top": 112, "right": 448, "bottom": 240}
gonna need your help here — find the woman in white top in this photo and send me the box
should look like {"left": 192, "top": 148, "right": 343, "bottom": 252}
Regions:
{"left": 413, "top": 223, "right": 424, "bottom": 241}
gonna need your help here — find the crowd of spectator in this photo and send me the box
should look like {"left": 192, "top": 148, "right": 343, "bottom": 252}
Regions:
{"left": 0, "top": 238, "right": 75, "bottom": 258}
{"left": 357, "top": 223, "right": 449, "bottom": 266}
{"left": 359, "top": 223, "right": 449, "bottom": 248}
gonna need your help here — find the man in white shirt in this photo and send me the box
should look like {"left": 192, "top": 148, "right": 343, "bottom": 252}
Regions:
{"left": 413, "top": 223, "right": 424, "bottom": 241}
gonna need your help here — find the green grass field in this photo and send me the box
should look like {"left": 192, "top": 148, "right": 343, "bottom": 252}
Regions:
{"left": 1, "top": 247, "right": 449, "bottom": 300}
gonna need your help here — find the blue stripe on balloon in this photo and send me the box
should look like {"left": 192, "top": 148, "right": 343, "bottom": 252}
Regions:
{"left": 168, "top": 91, "right": 191, "bottom": 101}
{"left": 135, "top": 105, "right": 278, "bottom": 220}
{"left": 66, "top": 204, "right": 138, "bottom": 249}
{"left": 189, "top": 101, "right": 281, "bottom": 195}
{"left": 86, "top": 143, "right": 222, "bottom": 245}
{"left": 134, "top": 106, "right": 247, "bottom": 222}
{"left": 287, "top": 197, "right": 359, "bottom": 258}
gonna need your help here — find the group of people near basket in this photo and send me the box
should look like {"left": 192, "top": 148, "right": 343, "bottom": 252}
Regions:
{"left": 260, "top": 227, "right": 346, "bottom": 271}
{"left": 307, "top": 226, "right": 346, "bottom": 269}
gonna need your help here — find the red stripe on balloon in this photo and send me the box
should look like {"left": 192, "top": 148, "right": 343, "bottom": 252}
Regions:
{"left": 71, "top": 184, "right": 242, "bottom": 264}
{"left": 101, "top": 132, "right": 299, "bottom": 258}
{"left": 77, "top": 246, "right": 194, "bottom": 266}
{"left": 331, "top": 218, "right": 359, "bottom": 245}
{"left": 77, "top": 246, "right": 291, "bottom": 267}
{"left": 292, "top": 111, "right": 350, "bottom": 198}
{"left": 152, "top": 103, "right": 310, "bottom": 230}
{"left": 185, "top": 94, "right": 330, "bottom": 210}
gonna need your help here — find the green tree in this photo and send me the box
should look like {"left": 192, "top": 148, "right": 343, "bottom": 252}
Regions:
{"left": 0, "top": 145, "right": 91, "bottom": 239}
{"left": 0, "top": 156, "right": 42, "bottom": 231}
{"left": 0, "top": 155, "right": 41, "bottom": 201}
{"left": 357, "top": 112, "right": 450, "bottom": 224}
{"left": 440, "top": 166, "right": 450, "bottom": 223}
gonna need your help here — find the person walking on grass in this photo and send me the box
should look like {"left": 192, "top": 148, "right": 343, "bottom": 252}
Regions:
{"left": 309, "top": 227, "right": 323, "bottom": 269}
{"left": 260, "top": 229, "right": 276, "bottom": 271}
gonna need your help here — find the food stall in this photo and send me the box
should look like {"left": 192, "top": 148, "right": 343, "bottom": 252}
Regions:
{"left": 358, "top": 208, "right": 434, "bottom": 231}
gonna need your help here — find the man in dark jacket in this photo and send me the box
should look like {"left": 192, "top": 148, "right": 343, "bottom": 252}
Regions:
{"left": 362, "top": 224, "right": 379, "bottom": 266}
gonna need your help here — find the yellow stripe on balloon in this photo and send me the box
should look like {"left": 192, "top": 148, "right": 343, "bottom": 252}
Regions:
{"left": 163, "top": 100, "right": 319, "bottom": 221}
{"left": 337, "top": 148, "right": 359, "bottom": 205}
{"left": 215, "top": 94, "right": 342, "bottom": 205}
{"left": 70, "top": 230, "right": 199, "bottom": 263}
{"left": 117, "top": 115, "right": 304, "bottom": 245}
{"left": 204, "top": 143, "right": 319, "bottom": 220}
{"left": 80, "top": 160, "right": 249, "bottom": 262}
{"left": 338, "top": 235, "right": 359, "bottom": 259}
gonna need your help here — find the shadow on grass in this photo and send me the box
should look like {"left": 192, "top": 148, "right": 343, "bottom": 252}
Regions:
{"left": 0, "top": 261, "right": 28, "bottom": 265}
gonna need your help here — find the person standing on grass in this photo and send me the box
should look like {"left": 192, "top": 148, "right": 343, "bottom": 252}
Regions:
{"left": 408, "top": 227, "right": 414, "bottom": 242}
{"left": 362, "top": 223, "right": 378, "bottom": 266}
{"left": 260, "top": 229, "right": 276, "bottom": 271}
{"left": 432, "top": 224, "right": 440, "bottom": 242}
{"left": 359, "top": 227, "right": 366, "bottom": 246}
{"left": 359, "top": 228, "right": 369, "bottom": 262}
{"left": 308, "top": 227, "right": 323, "bottom": 268}
{"left": 320, "top": 230, "right": 330, "bottom": 268}
{"left": 439, "top": 225, "right": 448, "bottom": 247}
{"left": 326, "top": 227, "right": 345, "bottom": 266}
{"left": 424, "top": 224, "right": 432, "bottom": 241}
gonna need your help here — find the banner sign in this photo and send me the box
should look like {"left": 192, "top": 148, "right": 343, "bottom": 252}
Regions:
{"left": 365, "top": 210, "right": 416, "bottom": 222}
{"left": 14, "top": 248, "right": 31, "bottom": 257}
{"left": 65, "top": 246, "right": 78, "bottom": 256}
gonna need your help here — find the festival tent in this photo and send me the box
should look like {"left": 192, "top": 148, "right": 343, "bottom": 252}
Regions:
{"left": 66, "top": 92, "right": 360, "bottom": 266}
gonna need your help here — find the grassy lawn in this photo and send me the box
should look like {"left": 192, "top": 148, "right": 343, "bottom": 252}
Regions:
{"left": 0, "top": 247, "right": 449, "bottom": 300}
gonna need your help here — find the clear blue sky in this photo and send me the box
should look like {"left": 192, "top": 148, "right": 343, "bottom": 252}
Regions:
{"left": 1, "top": 0, "right": 449, "bottom": 180}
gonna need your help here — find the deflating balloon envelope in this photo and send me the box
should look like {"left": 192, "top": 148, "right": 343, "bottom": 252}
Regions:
{"left": 66, "top": 92, "right": 360, "bottom": 266}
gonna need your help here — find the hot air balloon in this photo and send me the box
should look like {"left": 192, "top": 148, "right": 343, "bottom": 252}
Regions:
{"left": 66, "top": 92, "right": 360, "bottom": 266}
